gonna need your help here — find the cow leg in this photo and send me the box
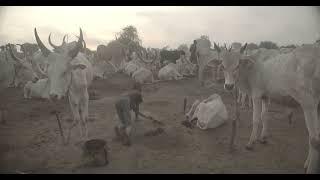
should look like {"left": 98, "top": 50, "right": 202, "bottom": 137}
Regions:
{"left": 246, "top": 97, "right": 262, "bottom": 150}
{"left": 198, "top": 65, "right": 205, "bottom": 86}
{"left": 260, "top": 98, "right": 269, "bottom": 144}
{"left": 211, "top": 65, "right": 217, "bottom": 82}
{"left": 185, "top": 100, "right": 201, "bottom": 121}
{"left": 249, "top": 96, "right": 253, "bottom": 109}
{"left": 241, "top": 93, "right": 246, "bottom": 108}
{"left": 304, "top": 138, "right": 311, "bottom": 172}
{"left": 301, "top": 103, "right": 320, "bottom": 174}
{"left": 237, "top": 89, "right": 242, "bottom": 103}
{"left": 69, "top": 100, "right": 82, "bottom": 141}
{"left": 79, "top": 96, "right": 89, "bottom": 141}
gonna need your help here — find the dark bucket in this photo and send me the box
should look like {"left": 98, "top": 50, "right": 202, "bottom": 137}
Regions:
{"left": 82, "top": 139, "right": 108, "bottom": 167}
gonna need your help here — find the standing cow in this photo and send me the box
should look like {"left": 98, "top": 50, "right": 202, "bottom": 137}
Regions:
{"left": 34, "top": 28, "right": 93, "bottom": 141}
{"left": 212, "top": 42, "right": 320, "bottom": 173}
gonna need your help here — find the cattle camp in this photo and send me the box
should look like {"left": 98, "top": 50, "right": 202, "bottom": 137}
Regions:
{"left": 1, "top": 6, "right": 320, "bottom": 174}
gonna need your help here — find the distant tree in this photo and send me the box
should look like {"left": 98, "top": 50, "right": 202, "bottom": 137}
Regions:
{"left": 247, "top": 43, "right": 259, "bottom": 50}
{"left": 259, "top": 41, "right": 279, "bottom": 49}
{"left": 116, "top": 25, "right": 144, "bottom": 58}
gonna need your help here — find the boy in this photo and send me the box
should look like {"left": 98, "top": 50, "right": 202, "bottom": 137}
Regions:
{"left": 114, "top": 83, "right": 143, "bottom": 146}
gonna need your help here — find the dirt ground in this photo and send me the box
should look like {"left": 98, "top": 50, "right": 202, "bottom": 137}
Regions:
{"left": 0, "top": 73, "right": 309, "bottom": 174}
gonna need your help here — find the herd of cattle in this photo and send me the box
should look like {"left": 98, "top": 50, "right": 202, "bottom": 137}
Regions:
{"left": 1, "top": 27, "right": 320, "bottom": 173}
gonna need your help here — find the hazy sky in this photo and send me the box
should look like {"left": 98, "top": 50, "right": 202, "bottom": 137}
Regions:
{"left": 0, "top": 6, "right": 320, "bottom": 50}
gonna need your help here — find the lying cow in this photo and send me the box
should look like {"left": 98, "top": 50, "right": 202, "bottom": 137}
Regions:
{"left": 132, "top": 67, "right": 154, "bottom": 84}
{"left": 185, "top": 94, "right": 228, "bottom": 129}
{"left": 24, "top": 78, "right": 50, "bottom": 99}
{"left": 158, "top": 63, "right": 183, "bottom": 81}
{"left": 212, "top": 42, "right": 320, "bottom": 173}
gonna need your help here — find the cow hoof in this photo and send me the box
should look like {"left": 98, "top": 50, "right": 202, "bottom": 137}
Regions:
{"left": 245, "top": 144, "right": 254, "bottom": 151}
{"left": 258, "top": 138, "right": 268, "bottom": 144}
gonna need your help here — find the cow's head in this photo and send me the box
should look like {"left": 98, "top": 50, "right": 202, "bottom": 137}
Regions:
{"left": 35, "top": 28, "right": 85, "bottom": 101}
{"left": 212, "top": 42, "right": 253, "bottom": 91}
{"left": 7, "top": 44, "right": 39, "bottom": 86}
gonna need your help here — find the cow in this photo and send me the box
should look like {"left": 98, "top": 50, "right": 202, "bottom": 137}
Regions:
{"left": 0, "top": 44, "right": 39, "bottom": 123}
{"left": 96, "top": 41, "right": 129, "bottom": 72}
{"left": 24, "top": 78, "right": 50, "bottom": 99}
{"left": 212, "top": 42, "right": 320, "bottom": 173}
{"left": 160, "top": 49, "right": 181, "bottom": 66}
{"left": 34, "top": 28, "right": 93, "bottom": 141}
{"left": 176, "top": 51, "right": 197, "bottom": 76}
{"left": 158, "top": 62, "right": 183, "bottom": 81}
{"left": 194, "top": 38, "right": 221, "bottom": 86}
{"left": 185, "top": 94, "right": 228, "bottom": 130}
{"left": 7, "top": 44, "right": 39, "bottom": 88}
{"left": 131, "top": 67, "right": 154, "bottom": 84}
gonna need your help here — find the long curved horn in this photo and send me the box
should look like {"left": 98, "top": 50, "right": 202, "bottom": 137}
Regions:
{"left": 48, "top": 33, "right": 59, "bottom": 49}
{"left": 34, "top": 28, "right": 51, "bottom": 57}
{"left": 74, "top": 35, "right": 86, "bottom": 53}
{"left": 82, "top": 39, "right": 86, "bottom": 53}
{"left": 62, "top": 35, "right": 67, "bottom": 45}
{"left": 68, "top": 28, "right": 83, "bottom": 59}
{"left": 16, "top": 44, "right": 27, "bottom": 59}
{"left": 8, "top": 44, "right": 23, "bottom": 64}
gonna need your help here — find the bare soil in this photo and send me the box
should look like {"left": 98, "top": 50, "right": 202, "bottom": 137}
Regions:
{"left": 0, "top": 73, "right": 308, "bottom": 174}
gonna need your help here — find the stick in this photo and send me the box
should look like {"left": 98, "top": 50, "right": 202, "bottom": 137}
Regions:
{"left": 183, "top": 97, "right": 187, "bottom": 114}
{"left": 229, "top": 87, "right": 239, "bottom": 152}
{"left": 138, "top": 112, "right": 164, "bottom": 125}
{"left": 53, "top": 111, "right": 66, "bottom": 144}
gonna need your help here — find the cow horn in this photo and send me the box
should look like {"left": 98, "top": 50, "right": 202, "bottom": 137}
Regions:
{"left": 68, "top": 28, "right": 83, "bottom": 59}
{"left": 16, "top": 44, "right": 27, "bottom": 59}
{"left": 8, "top": 44, "right": 23, "bottom": 64}
{"left": 62, "top": 35, "right": 67, "bottom": 45}
{"left": 240, "top": 43, "right": 248, "bottom": 54}
{"left": 74, "top": 35, "right": 86, "bottom": 53}
{"left": 214, "top": 42, "right": 221, "bottom": 53}
{"left": 82, "top": 39, "right": 86, "bottom": 53}
{"left": 48, "top": 33, "right": 65, "bottom": 49}
{"left": 34, "top": 28, "right": 51, "bottom": 57}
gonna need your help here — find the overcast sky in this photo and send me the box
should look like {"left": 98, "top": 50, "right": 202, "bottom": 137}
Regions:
{"left": 0, "top": 6, "right": 320, "bottom": 50}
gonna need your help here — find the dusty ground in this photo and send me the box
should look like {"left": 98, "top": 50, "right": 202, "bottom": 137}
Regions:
{"left": 0, "top": 73, "right": 309, "bottom": 174}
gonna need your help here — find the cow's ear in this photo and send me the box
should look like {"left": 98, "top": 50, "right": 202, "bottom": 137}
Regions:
{"left": 71, "top": 64, "right": 87, "bottom": 70}
{"left": 239, "top": 58, "right": 254, "bottom": 68}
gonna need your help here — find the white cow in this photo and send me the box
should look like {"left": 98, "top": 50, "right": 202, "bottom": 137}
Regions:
{"left": 34, "top": 28, "right": 93, "bottom": 141}
{"left": 158, "top": 63, "right": 183, "bottom": 81}
{"left": 132, "top": 67, "right": 154, "bottom": 84}
{"left": 0, "top": 44, "right": 39, "bottom": 123}
{"left": 24, "top": 78, "right": 50, "bottom": 99}
{"left": 195, "top": 38, "right": 221, "bottom": 86}
{"left": 212, "top": 42, "right": 320, "bottom": 173}
{"left": 185, "top": 94, "right": 228, "bottom": 129}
